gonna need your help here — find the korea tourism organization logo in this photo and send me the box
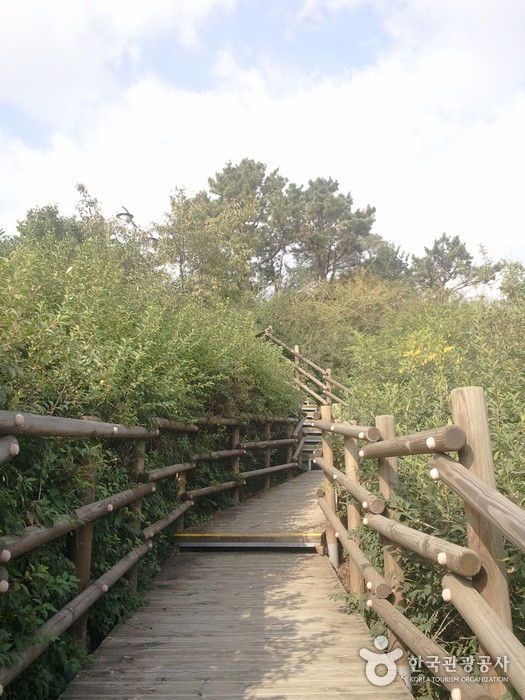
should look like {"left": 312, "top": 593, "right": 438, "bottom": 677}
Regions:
{"left": 359, "top": 637, "right": 510, "bottom": 688}
{"left": 359, "top": 636, "right": 403, "bottom": 687}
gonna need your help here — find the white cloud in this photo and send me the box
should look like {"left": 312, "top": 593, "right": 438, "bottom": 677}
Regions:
{"left": 0, "top": 1, "right": 524, "bottom": 264}
{"left": 0, "top": 0, "right": 236, "bottom": 125}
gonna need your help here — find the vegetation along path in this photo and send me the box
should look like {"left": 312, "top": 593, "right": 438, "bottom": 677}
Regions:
{"left": 60, "top": 472, "right": 413, "bottom": 699}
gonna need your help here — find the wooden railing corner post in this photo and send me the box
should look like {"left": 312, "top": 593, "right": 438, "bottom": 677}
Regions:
{"left": 375, "top": 414, "right": 410, "bottom": 688}
{"left": 324, "top": 368, "right": 332, "bottom": 406}
{"left": 174, "top": 462, "right": 190, "bottom": 555}
{"left": 263, "top": 421, "right": 271, "bottom": 491}
{"left": 343, "top": 423, "right": 364, "bottom": 597}
{"left": 320, "top": 404, "right": 339, "bottom": 568}
{"left": 126, "top": 439, "right": 146, "bottom": 595}
{"left": 450, "top": 386, "right": 513, "bottom": 695}
{"left": 294, "top": 344, "right": 300, "bottom": 385}
{"left": 231, "top": 425, "right": 241, "bottom": 505}
{"left": 69, "top": 450, "right": 97, "bottom": 650}
{"left": 285, "top": 422, "right": 294, "bottom": 480}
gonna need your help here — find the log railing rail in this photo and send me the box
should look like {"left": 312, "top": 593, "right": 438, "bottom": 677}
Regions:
{"left": 313, "top": 386, "right": 525, "bottom": 699}
{"left": 262, "top": 328, "right": 350, "bottom": 406}
{"left": 0, "top": 408, "right": 301, "bottom": 696}
{"left": 261, "top": 337, "right": 525, "bottom": 697}
{"left": 2, "top": 330, "right": 525, "bottom": 700}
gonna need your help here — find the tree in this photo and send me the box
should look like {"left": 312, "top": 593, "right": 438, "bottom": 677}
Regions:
{"left": 17, "top": 204, "right": 84, "bottom": 244}
{"left": 156, "top": 187, "right": 257, "bottom": 297}
{"left": 411, "top": 233, "right": 500, "bottom": 291}
{"left": 291, "top": 177, "right": 375, "bottom": 282}
{"left": 159, "top": 160, "right": 377, "bottom": 292}
{"left": 156, "top": 188, "right": 197, "bottom": 290}
{"left": 500, "top": 261, "right": 525, "bottom": 302}
{"left": 361, "top": 236, "right": 410, "bottom": 281}
{"left": 207, "top": 158, "right": 301, "bottom": 289}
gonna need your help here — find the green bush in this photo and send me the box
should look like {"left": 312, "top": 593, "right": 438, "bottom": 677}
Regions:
{"left": 0, "top": 207, "right": 298, "bottom": 698}
{"left": 263, "top": 273, "right": 524, "bottom": 697}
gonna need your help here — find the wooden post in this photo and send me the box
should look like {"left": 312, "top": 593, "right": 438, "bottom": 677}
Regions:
{"left": 344, "top": 424, "right": 364, "bottom": 596}
{"left": 442, "top": 574, "right": 525, "bottom": 697}
{"left": 324, "top": 368, "right": 332, "bottom": 406}
{"left": 375, "top": 414, "right": 410, "bottom": 688}
{"left": 321, "top": 404, "right": 339, "bottom": 568}
{"left": 126, "top": 440, "right": 145, "bottom": 595}
{"left": 174, "top": 464, "right": 189, "bottom": 555}
{"left": 232, "top": 425, "right": 241, "bottom": 505}
{"left": 286, "top": 423, "right": 294, "bottom": 480}
{"left": 450, "top": 387, "right": 513, "bottom": 695}
{"left": 294, "top": 344, "right": 300, "bottom": 387}
{"left": 69, "top": 455, "right": 97, "bottom": 649}
{"left": 263, "top": 421, "right": 271, "bottom": 491}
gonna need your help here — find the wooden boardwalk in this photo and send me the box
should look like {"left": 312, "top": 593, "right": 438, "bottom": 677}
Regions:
{"left": 175, "top": 471, "right": 326, "bottom": 549}
{"left": 61, "top": 473, "right": 413, "bottom": 699}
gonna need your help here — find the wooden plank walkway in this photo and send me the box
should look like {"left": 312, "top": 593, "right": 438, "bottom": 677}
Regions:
{"left": 61, "top": 473, "right": 413, "bottom": 699}
{"left": 175, "top": 471, "right": 325, "bottom": 549}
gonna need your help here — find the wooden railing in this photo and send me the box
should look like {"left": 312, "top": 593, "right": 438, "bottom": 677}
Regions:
{"left": 261, "top": 327, "right": 350, "bottom": 405}
{"left": 0, "top": 409, "right": 300, "bottom": 696}
{"left": 314, "top": 387, "right": 525, "bottom": 699}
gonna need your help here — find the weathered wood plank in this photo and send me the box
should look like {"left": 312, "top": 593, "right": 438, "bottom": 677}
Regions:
{"left": 61, "top": 552, "right": 412, "bottom": 699}
{"left": 180, "top": 471, "right": 326, "bottom": 544}
{"left": 60, "top": 473, "right": 413, "bottom": 699}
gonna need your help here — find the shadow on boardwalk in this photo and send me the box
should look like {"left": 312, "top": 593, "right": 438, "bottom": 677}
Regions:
{"left": 61, "top": 475, "right": 413, "bottom": 699}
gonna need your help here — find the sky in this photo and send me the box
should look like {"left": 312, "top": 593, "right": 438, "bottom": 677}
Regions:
{"left": 1, "top": 0, "right": 524, "bottom": 264}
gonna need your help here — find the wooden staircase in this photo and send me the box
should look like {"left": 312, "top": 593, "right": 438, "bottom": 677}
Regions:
{"left": 298, "top": 402, "right": 322, "bottom": 469}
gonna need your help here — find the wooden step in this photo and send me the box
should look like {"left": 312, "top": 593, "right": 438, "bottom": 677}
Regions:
{"left": 174, "top": 531, "right": 324, "bottom": 548}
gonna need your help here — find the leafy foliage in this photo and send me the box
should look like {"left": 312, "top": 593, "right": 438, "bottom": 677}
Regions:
{"left": 411, "top": 233, "right": 502, "bottom": 291}
{"left": 0, "top": 164, "right": 522, "bottom": 699}
{"left": 0, "top": 197, "right": 298, "bottom": 699}
{"left": 263, "top": 272, "right": 524, "bottom": 698}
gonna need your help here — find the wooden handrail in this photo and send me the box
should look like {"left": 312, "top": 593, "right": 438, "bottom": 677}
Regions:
{"left": 296, "top": 363, "right": 327, "bottom": 390}
{"left": 153, "top": 418, "right": 199, "bottom": 432}
{"left": 314, "top": 455, "right": 385, "bottom": 513}
{"left": 0, "top": 406, "right": 300, "bottom": 694}
{"left": 368, "top": 595, "right": 489, "bottom": 699}
{"left": 0, "top": 567, "right": 8, "bottom": 595}
{"left": 139, "top": 462, "right": 195, "bottom": 483}
{"left": 442, "top": 574, "right": 525, "bottom": 696}
{"left": 239, "top": 463, "right": 296, "bottom": 479}
{"left": 182, "top": 480, "right": 244, "bottom": 500}
{"left": 312, "top": 420, "right": 381, "bottom": 442}
{"left": 323, "top": 388, "right": 347, "bottom": 405}
{"left": 363, "top": 513, "right": 481, "bottom": 576}
{"left": 429, "top": 453, "right": 525, "bottom": 552}
{"left": 359, "top": 425, "right": 467, "bottom": 459}
{"left": 261, "top": 330, "right": 350, "bottom": 404}
{"left": 237, "top": 438, "right": 296, "bottom": 449}
{"left": 295, "top": 379, "right": 327, "bottom": 405}
{"left": 292, "top": 415, "right": 306, "bottom": 438}
{"left": 263, "top": 330, "right": 327, "bottom": 375}
{"left": 0, "top": 541, "right": 154, "bottom": 692}
{"left": 141, "top": 501, "right": 194, "bottom": 540}
{"left": 0, "top": 436, "right": 19, "bottom": 465}
{"left": 1, "top": 482, "right": 157, "bottom": 558}
{"left": 292, "top": 436, "right": 306, "bottom": 461}
{"left": 193, "top": 449, "right": 246, "bottom": 460}
{"left": 312, "top": 386, "right": 524, "bottom": 698}
{"left": 0, "top": 410, "right": 159, "bottom": 439}
{"left": 317, "top": 497, "right": 390, "bottom": 598}
{"left": 322, "top": 374, "right": 349, "bottom": 393}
